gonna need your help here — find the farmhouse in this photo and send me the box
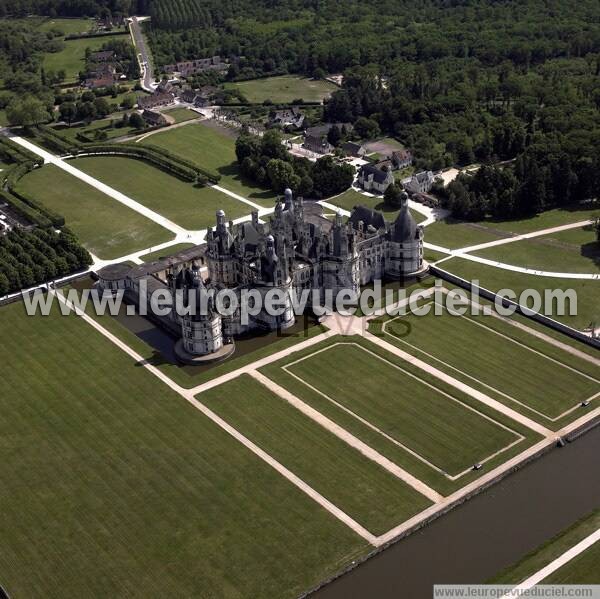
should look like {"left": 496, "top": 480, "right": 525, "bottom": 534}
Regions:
{"left": 341, "top": 141, "right": 367, "bottom": 158}
{"left": 402, "top": 170, "right": 436, "bottom": 193}
{"left": 269, "top": 107, "right": 305, "bottom": 129}
{"left": 391, "top": 149, "right": 413, "bottom": 169}
{"left": 138, "top": 91, "right": 175, "bottom": 110}
{"left": 142, "top": 109, "right": 174, "bottom": 126}
{"left": 303, "top": 134, "right": 333, "bottom": 154}
{"left": 357, "top": 163, "right": 395, "bottom": 193}
{"left": 164, "top": 56, "right": 229, "bottom": 77}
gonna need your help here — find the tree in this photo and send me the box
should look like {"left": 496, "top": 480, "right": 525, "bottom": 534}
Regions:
{"left": 128, "top": 112, "right": 145, "bottom": 129}
{"left": 6, "top": 96, "right": 50, "bottom": 126}
{"left": 354, "top": 116, "right": 380, "bottom": 140}
{"left": 327, "top": 125, "right": 341, "bottom": 147}
{"left": 266, "top": 159, "right": 300, "bottom": 193}
{"left": 383, "top": 183, "right": 404, "bottom": 207}
{"left": 94, "top": 97, "right": 110, "bottom": 118}
{"left": 59, "top": 102, "right": 77, "bottom": 125}
{"left": 593, "top": 217, "right": 600, "bottom": 245}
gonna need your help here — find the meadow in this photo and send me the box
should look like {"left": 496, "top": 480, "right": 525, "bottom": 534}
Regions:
{"left": 224, "top": 75, "right": 337, "bottom": 104}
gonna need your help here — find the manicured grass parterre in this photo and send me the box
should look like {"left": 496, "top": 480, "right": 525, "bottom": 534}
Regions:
{"left": 0, "top": 301, "right": 367, "bottom": 598}
{"left": 493, "top": 510, "right": 600, "bottom": 584}
{"left": 329, "top": 188, "right": 427, "bottom": 223}
{"left": 42, "top": 32, "right": 130, "bottom": 83}
{"left": 200, "top": 375, "right": 432, "bottom": 535}
{"left": 277, "top": 341, "right": 521, "bottom": 477}
{"left": 140, "top": 122, "right": 277, "bottom": 206}
{"left": 262, "top": 336, "right": 537, "bottom": 495}
{"left": 423, "top": 219, "right": 510, "bottom": 250}
{"left": 15, "top": 164, "right": 172, "bottom": 259}
{"left": 378, "top": 298, "right": 599, "bottom": 426}
{"left": 224, "top": 75, "right": 337, "bottom": 104}
{"left": 473, "top": 225, "right": 600, "bottom": 274}
{"left": 73, "top": 155, "right": 253, "bottom": 229}
{"left": 438, "top": 257, "right": 600, "bottom": 330}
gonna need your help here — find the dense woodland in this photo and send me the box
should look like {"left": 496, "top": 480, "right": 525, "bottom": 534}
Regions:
{"left": 142, "top": 0, "right": 600, "bottom": 219}
{"left": 1, "top": 0, "right": 599, "bottom": 220}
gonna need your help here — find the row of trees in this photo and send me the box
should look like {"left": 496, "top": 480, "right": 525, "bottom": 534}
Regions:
{"left": 0, "top": 228, "right": 92, "bottom": 296}
{"left": 235, "top": 129, "right": 354, "bottom": 199}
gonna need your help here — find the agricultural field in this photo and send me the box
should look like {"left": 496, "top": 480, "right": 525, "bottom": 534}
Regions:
{"left": 0, "top": 301, "right": 366, "bottom": 598}
{"left": 493, "top": 510, "right": 600, "bottom": 584}
{"left": 437, "top": 257, "right": 600, "bottom": 330}
{"left": 140, "top": 122, "right": 277, "bottom": 206}
{"left": 14, "top": 164, "right": 172, "bottom": 259}
{"left": 73, "top": 155, "right": 253, "bottom": 229}
{"left": 473, "top": 225, "right": 600, "bottom": 274}
{"left": 224, "top": 75, "right": 337, "bottom": 104}
{"left": 261, "top": 335, "right": 538, "bottom": 495}
{"left": 375, "top": 294, "right": 600, "bottom": 428}
{"left": 42, "top": 32, "right": 130, "bottom": 83}
{"left": 328, "top": 188, "right": 427, "bottom": 223}
{"left": 201, "top": 375, "right": 432, "bottom": 535}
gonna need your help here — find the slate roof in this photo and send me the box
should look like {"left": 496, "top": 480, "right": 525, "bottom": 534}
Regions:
{"left": 359, "top": 163, "right": 390, "bottom": 185}
{"left": 391, "top": 201, "right": 418, "bottom": 242}
{"left": 348, "top": 205, "right": 386, "bottom": 231}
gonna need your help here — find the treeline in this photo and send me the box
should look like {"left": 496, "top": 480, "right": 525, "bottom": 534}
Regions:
{"left": 235, "top": 129, "right": 354, "bottom": 199}
{"left": 0, "top": 0, "right": 137, "bottom": 18}
{"left": 0, "top": 227, "right": 92, "bottom": 296}
{"left": 437, "top": 150, "right": 600, "bottom": 221}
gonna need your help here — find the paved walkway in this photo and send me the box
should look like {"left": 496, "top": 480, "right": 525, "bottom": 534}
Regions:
{"left": 250, "top": 370, "right": 443, "bottom": 503}
{"left": 49, "top": 286, "right": 378, "bottom": 546}
{"left": 504, "top": 527, "right": 600, "bottom": 595}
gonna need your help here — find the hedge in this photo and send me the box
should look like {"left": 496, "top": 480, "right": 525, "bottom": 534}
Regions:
{"left": 6, "top": 162, "right": 66, "bottom": 227}
{"left": 0, "top": 189, "right": 53, "bottom": 228}
{"left": 141, "top": 143, "right": 221, "bottom": 183}
{"left": 34, "top": 125, "right": 83, "bottom": 156}
{"left": 0, "top": 137, "right": 44, "bottom": 166}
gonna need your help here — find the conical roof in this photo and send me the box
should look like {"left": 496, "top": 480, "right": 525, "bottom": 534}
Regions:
{"left": 392, "top": 201, "right": 417, "bottom": 242}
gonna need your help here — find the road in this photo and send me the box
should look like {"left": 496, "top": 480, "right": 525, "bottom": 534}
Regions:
{"left": 129, "top": 16, "right": 154, "bottom": 92}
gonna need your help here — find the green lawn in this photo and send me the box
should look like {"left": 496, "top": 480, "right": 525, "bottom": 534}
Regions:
{"left": 73, "top": 155, "right": 253, "bottom": 229}
{"left": 329, "top": 188, "right": 427, "bottom": 224}
{"left": 438, "top": 257, "right": 600, "bottom": 330}
{"left": 424, "top": 219, "right": 511, "bottom": 250}
{"left": 0, "top": 301, "right": 367, "bottom": 598}
{"left": 224, "top": 75, "right": 337, "bottom": 104}
{"left": 141, "top": 122, "right": 277, "bottom": 206}
{"left": 43, "top": 32, "right": 130, "bottom": 83}
{"left": 140, "top": 242, "right": 196, "bottom": 262}
{"left": 15, "top": 164, "right": 172, "bottom": 259}
{"left": 163, "top": 107, "right": 199, "bottom": 123}
{"left": 262, "top": 336, "right": 536, "bottom": 495}
{"left": 378, "top": 299, "right": 599, "bottom": 426}
{"left": 493, "top": 510, "right": 600, "bottom": 584}
{"left": 473, "top": 225, "right": 600, "bottom": 274}
{"left": 276, "top": 341, "right": 521, "bottom": 477}
{"left": 38, "top": 17, "right": 94, "bottom": 35}
{"left": 200, "top": 375, "right": 431, "bottom": 535}
{"left": 425, "top": 206, "right": 600, "bottom": 251}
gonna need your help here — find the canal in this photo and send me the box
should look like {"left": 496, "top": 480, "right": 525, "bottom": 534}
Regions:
{"left": 313, "top": 426, "right": 600, "bottom": 598}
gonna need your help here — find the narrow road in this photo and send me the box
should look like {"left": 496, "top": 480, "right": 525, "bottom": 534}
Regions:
{"left": 129, "top": 16, "right": 154, "bottom": 92}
